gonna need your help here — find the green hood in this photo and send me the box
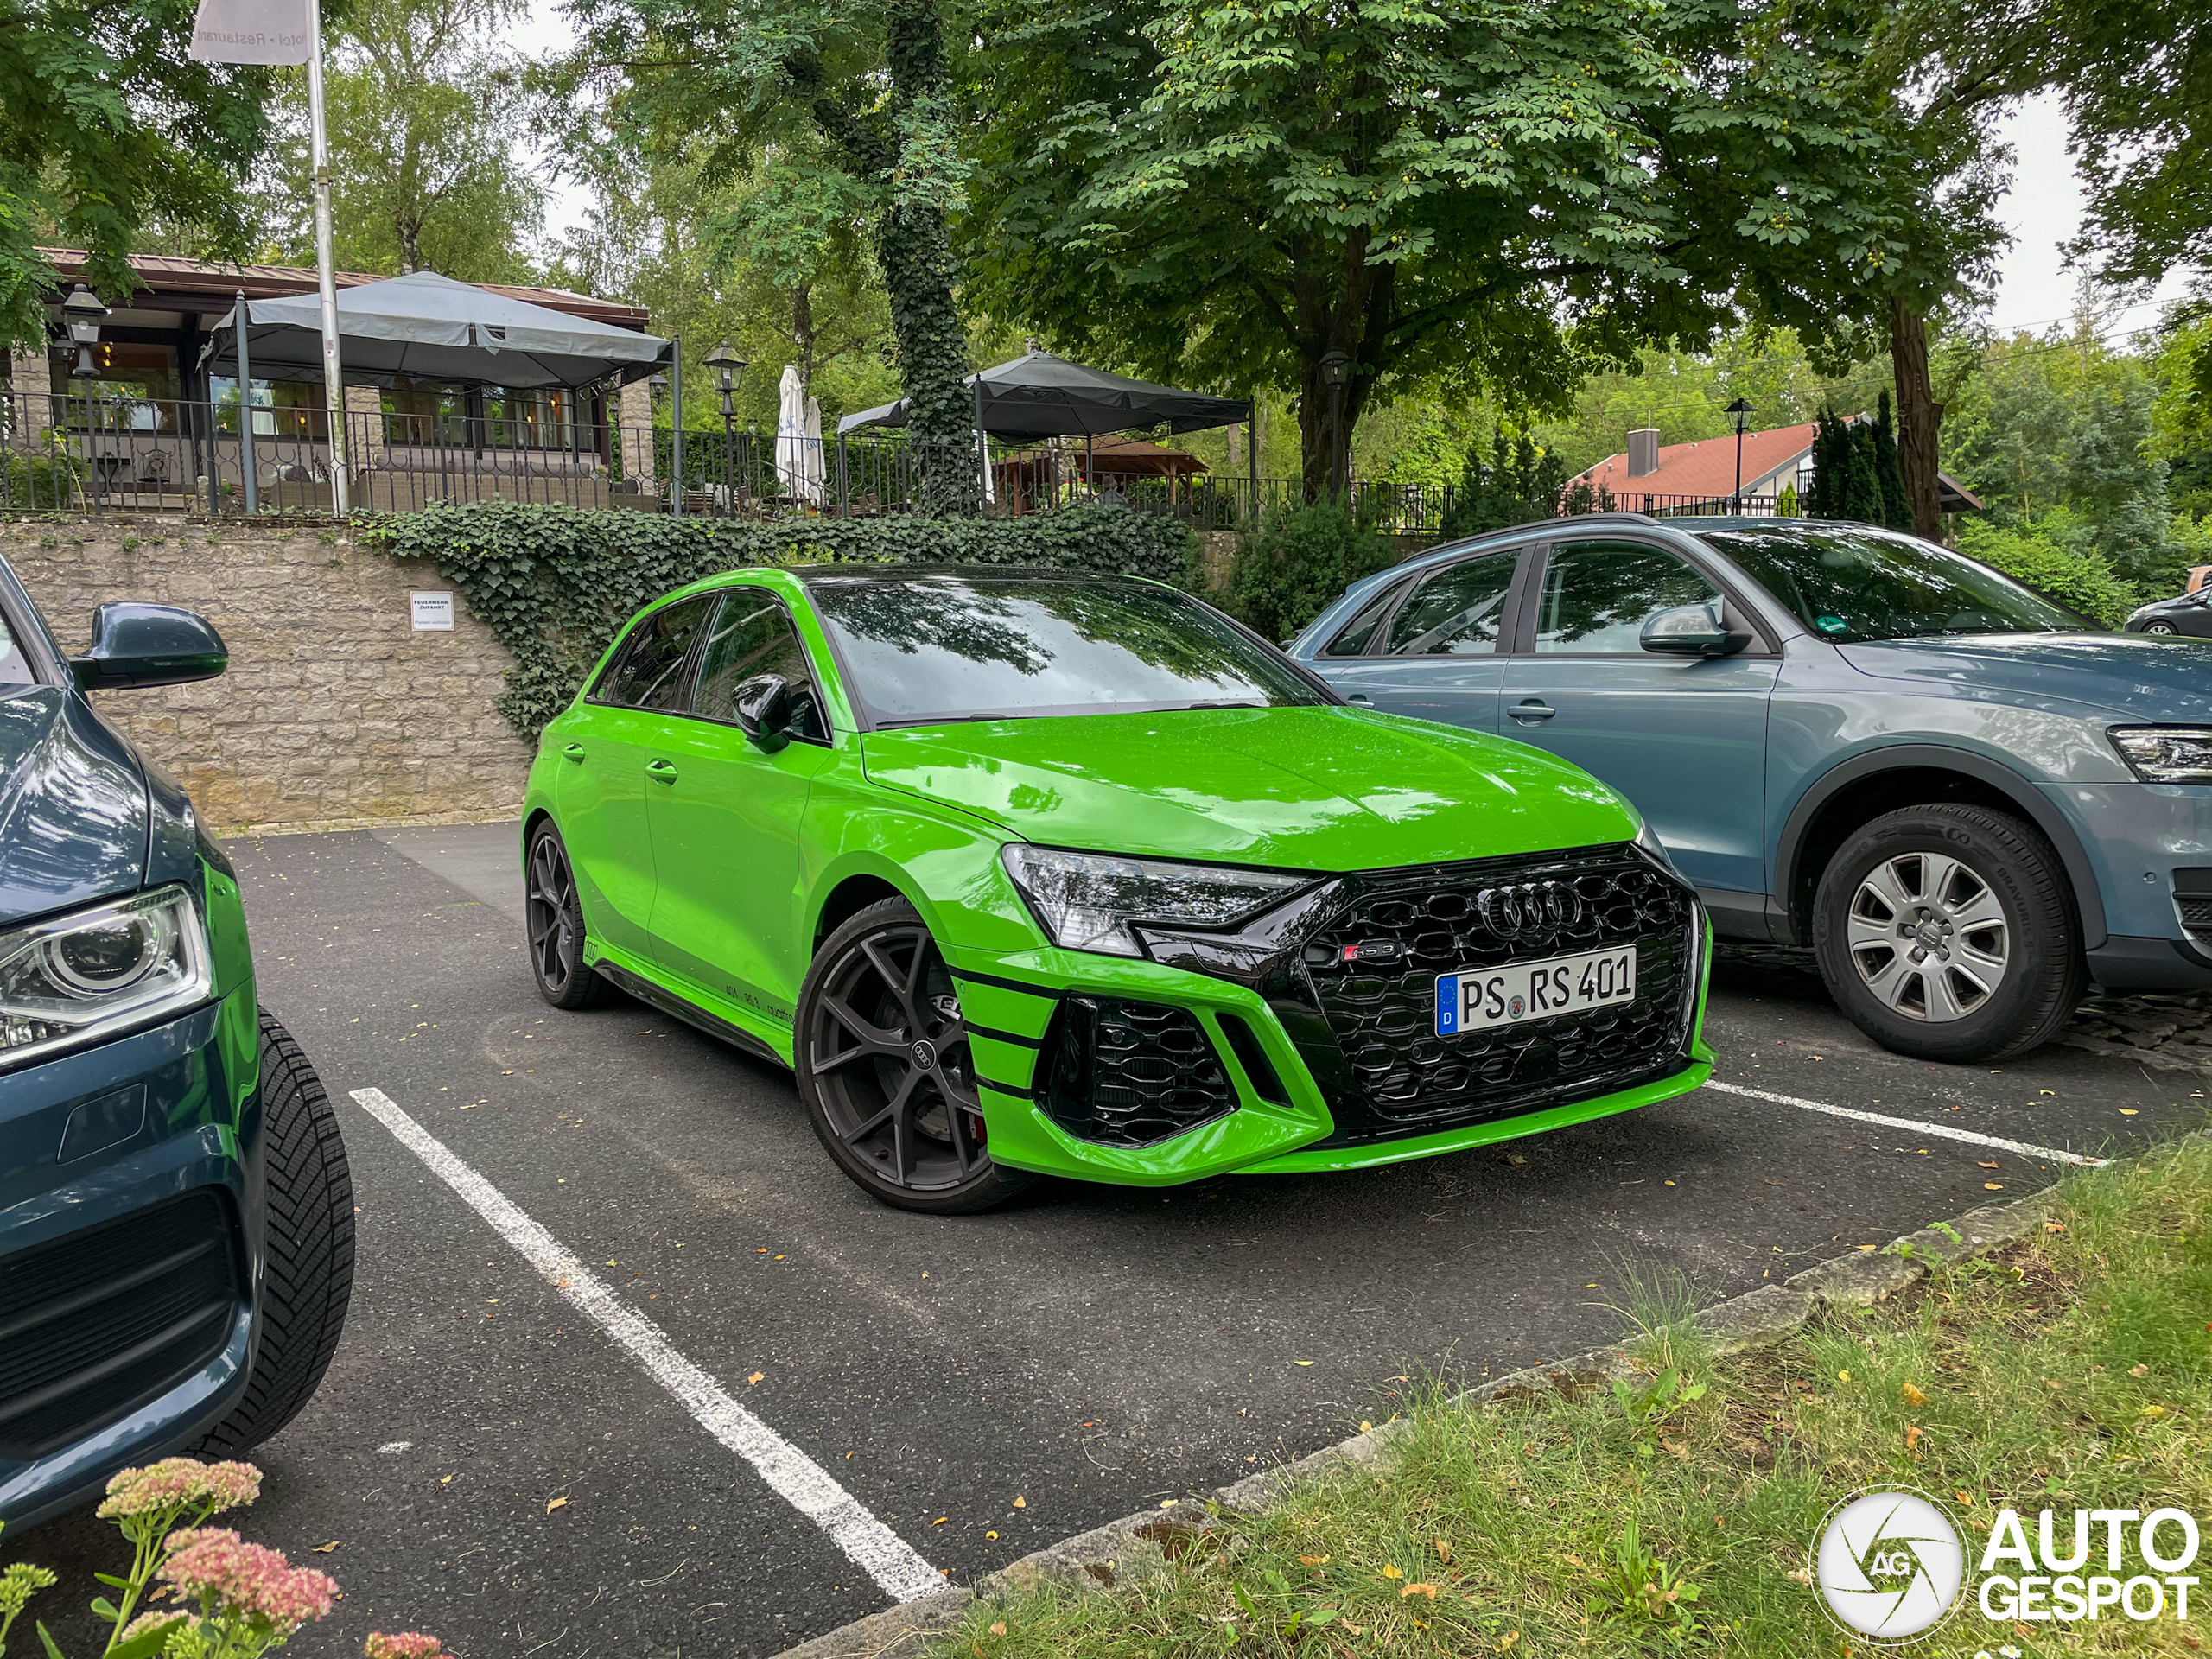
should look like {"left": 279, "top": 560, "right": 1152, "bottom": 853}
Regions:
{"left": 859, "top": 706, "right": 1637, "bottom": 871}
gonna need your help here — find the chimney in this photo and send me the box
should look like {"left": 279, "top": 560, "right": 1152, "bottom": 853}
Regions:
{"left": 1627, "top": 428, "right": 1660, "bottom": 479}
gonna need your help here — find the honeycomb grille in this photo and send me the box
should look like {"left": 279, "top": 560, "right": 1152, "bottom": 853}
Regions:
{"left": 1041, "top": 996, "right": 1237, "bottom": 1148}
{"left": 2177, "top": 895, "right": 2212, "bottom": 940}
{"left": 1298, "top": 852, "right": 1697, "bottom": 1141}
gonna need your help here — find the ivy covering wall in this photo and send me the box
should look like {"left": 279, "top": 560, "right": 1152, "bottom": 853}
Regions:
{"left": 367, "top": 500, "right": 1198, "bottom": 740}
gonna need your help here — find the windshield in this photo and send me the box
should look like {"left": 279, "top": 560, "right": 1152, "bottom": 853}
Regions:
{"left": 1696, "top": 524, "right": 2094, "bottom": 643}
{"left": 808, "top": 575, "right": 1332, "bottom": 727}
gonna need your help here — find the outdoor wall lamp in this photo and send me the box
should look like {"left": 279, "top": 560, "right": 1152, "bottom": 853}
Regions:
{"left": 60, "top": 283, "right": 108, "bottom": 378}
{"left": 1726, "top": 396, "right": 1756, "bottom": 512}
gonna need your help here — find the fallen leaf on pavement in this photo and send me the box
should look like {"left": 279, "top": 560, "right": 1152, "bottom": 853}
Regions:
{"left": 1012, "top": 1497, "right": 1026, "bottom": 1509}
{"left": 1985, "top": 1183, "right": 2005, "bottom": 1190}
{"left": 748, "top": 1372, "right": 764, "bottom": 1386}
{"left": 313, "top": 1541, "right": 339, "bottom": 1554}
{"left": 546, "top": 1497, "right": 567, "bottom": 1513}
{"left": 1294, "top": 1359, "right": 1314, "bottom": 1366}
{"left": 932, "top": 1516, "right": 948, "bottom": 1526}
{"left": 1978, "top": 1161, "right": 1999, "bottom": 1169}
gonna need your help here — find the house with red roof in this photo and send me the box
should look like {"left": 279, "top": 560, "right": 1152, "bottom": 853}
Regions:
{"left": 1571, "top": 420, "right": 1983, "bottom": 514}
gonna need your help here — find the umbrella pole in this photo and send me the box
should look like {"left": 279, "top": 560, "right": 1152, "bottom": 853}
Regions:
{"left": 305, "top": 0, "right": 348, "bottom": 516}
{"left": 671, "top": 334, "right": 683, "bottom": 517}
{"left": 973, "top": 378, "right": 988, "bottom": 509}
{"left": 235, "top": 290, "right": 259, "bottom": 518}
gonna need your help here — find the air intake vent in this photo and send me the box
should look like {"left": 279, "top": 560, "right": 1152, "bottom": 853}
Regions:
{"left": 0, "top": 1189, "right": 240, "bottom": 1459}
{"left": 1039, "top": 997, "right": 1238, "bottom": 1147}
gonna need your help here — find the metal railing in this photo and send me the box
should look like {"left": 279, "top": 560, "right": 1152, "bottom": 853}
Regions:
{"left": 3, "top": 389, "right": 1808, "bottom": 529}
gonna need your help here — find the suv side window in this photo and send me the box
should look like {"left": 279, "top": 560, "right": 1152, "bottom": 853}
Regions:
{"left": 592, "top": 595, "right": 715, "bottom": 709}
{"left": 695, "top": 590, "right": 829, "bottom": 741}
{"left": 1385, "top": 548, "right": 1519, "bottom": 655}
{"left": 1322, "top": 579, "right": 1409, "bottom": 656}
{"left": 0, "top": 608, "right": 33, "bottom": 688}
{"left": 1533, "top": 540, "right": 1722, "bottom": 654}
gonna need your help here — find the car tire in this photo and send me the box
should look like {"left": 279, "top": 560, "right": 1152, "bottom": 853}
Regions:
{"left": 2145, "top": 620, "right": 2178, "bottom": 636}
{"left": 1811, "top": 804, "right": 2085, "bottom": 1064}
{"left": 526, "top": 820, "right": 607, "bottom": 1010}
{"left": 796, "top": 897, "right": 1037, "bottom": 1215}
{"left": 196, "top": 1013, "right": 356, "bottom": 1455}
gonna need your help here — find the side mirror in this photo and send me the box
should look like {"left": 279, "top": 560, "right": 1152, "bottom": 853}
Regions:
{"left": 1641, "top": 600, "right": 1751, "bottom": 658}
{"left": 732, "top": 672, "right": 792, "bottom": 746}
{"left": 71, "top": 602, "right": 227, "bottom": 690}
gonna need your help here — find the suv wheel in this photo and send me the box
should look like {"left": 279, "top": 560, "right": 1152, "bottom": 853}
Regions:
{"left": 527, "top": 820, "right": 607, "bottom": 1009}
{"left": 796, "top": 898, "right": 1037, "bottom": 1215}
{"left": 1812, "top": 804, "right": 2085, "bottom": 1063}
{"left": 197, "top": 1013, "right": 356, "bottom": 1453}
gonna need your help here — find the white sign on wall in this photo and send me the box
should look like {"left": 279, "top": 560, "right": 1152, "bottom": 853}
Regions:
{"left": 410, "top": 591, "right": 455, "bottom": 632}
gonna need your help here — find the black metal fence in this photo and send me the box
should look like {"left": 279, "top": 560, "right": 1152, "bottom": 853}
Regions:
{"left": 2, "top": 389, "right": 1798, "bottom": 530}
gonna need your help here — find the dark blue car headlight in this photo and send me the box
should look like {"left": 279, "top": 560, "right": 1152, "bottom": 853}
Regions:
{"left": 0, "top": 886, "right": 213, "bottom": 1070}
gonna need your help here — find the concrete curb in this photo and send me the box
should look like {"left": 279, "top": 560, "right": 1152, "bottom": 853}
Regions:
{"left": 776, "top": 1179, "right": 2081, "bottom": 1656}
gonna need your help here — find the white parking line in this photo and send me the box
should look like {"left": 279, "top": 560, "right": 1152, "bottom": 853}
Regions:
{"left": 347, "top": 1086, "right": 945, "bottom": 1603}
{"left": 1705, "top": 1080, "right": 2107, "bottom": 1166}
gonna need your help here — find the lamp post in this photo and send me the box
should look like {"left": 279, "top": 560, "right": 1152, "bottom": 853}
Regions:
{"left": 703, "top": 340, "right": 747, "bottom": 507}
{"left": 1726, "top": 397, "right": 1755, "bottom": 513}
{"left": 61, "top": 283, "right": 109, "bottom": 504}
{"left": 1318, "top": 349, "right": 1351, "bottom": 499}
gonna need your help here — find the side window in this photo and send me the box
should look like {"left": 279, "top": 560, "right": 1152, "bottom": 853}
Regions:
{"left": 1533, "top": 541, "right": 1722, "bottom": 655}
{"left": 1385, "top": 550, "right": 1519, "bottom": 656}
{"left": 0, "top": 609, "right": 32, "bottom": 688}
{"left": 592, "top": 595, "right": 715, "bottom": 709}
{"left": 1322, "top": 580, "right": 1408, "bottom": 657}
{"left": 695, "top": 591, "right": 829, "bottom": 741}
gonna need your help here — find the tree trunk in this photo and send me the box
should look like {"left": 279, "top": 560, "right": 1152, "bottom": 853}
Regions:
{"left": 1889, "top": 295, "right": 1945, "bottom": 542}
{"left": 397, "top": 219, "right": 422, "bottom": 275}
{"left": 791, "top": 284, "right": 816, "bottom": 391}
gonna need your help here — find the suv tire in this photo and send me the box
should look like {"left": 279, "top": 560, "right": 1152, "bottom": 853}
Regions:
{"left": 1812, "top": 804, "right": 2085, "bottom": 1063}
{"left": 197, "top": 1013, "right": 356, "bottom": 1453}
{"left": 797, "top": 898, "right": 1038, "bottom": 1215}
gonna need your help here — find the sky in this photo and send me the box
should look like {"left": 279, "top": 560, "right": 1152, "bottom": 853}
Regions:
{"left": 507, "top": 5, "right": 2196, "bottom": 346}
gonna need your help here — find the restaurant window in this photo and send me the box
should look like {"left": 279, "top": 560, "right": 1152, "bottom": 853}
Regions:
{"left": 380, "top": 379, "right": 586, "bottom": 450}
{"left": 51, "top": 342, "right": 184, "bottom": 432}
{"left": 207, "top": 376, "right": 330, "bottom": 441}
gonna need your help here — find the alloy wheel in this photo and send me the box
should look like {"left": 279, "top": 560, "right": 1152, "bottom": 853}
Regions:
{"left": 805, "top": 923, "right": 988, "bottom": 1192}
{"left": 527, "top": 835, "right": 581, "bottom": 995}
{"left": 2147, "top": 620, "right": 2178, "bottom": 635}
{"left": 1846, "top": 850, "right": 2010, "bottom": 1022}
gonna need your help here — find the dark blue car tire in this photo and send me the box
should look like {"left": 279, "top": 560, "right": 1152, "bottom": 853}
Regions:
{"left": 196, "top": 1013, "right": 356, "bottom": 1454}
{"left": 1812, "top": 804, "right": 2085, "bottom": 1064}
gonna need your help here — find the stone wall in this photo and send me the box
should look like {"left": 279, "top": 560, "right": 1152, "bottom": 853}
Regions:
{"left": 3, "top": 514, "right": 531, "bottom": 832}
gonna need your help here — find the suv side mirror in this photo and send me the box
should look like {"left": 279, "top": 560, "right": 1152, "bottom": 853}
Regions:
{"left": 1641, "top": 600, "right": 1752, "bottom": 658}
{"left": 71, "top": 602, "right": 227, "bottom": 690}
{"left": 733, "top": 672, "right": 792, "bottom": 746}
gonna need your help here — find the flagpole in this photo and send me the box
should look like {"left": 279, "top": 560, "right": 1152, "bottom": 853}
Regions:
{"left": 305, "top": 0, "right": 349, "bottom": 515}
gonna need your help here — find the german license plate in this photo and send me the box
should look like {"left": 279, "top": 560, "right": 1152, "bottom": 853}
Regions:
{"left": 1434, "top": 945, "right": 1637, "bottom": 1036}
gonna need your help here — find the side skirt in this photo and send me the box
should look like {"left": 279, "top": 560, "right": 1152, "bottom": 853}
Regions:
{"left": 590, "top": 957, "right": 792, "bottom": 1071}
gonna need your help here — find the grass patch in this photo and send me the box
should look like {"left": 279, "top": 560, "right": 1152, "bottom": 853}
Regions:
{"left": 950, "top": 1138, "right": 2212, "bottom": 1656}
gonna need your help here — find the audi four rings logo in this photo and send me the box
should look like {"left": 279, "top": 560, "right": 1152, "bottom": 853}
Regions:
{"left": 1477, "top": 880, "right": 1581, "bottom": 936}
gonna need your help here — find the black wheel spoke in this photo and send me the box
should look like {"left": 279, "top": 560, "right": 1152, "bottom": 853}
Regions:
{"left": 860, "top": 937, "right": 922, "bottom": 1027}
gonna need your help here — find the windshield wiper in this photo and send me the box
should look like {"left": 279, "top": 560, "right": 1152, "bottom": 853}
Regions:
{"left": 874, "top": 711, "right": 1025, "bottom": 728}
{"left": 1169, "top": 700, "right": 1267, "bottom": 711}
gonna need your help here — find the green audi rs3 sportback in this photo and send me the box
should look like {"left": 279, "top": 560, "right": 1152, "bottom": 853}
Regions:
{"left": 521, "top": 566, "right": 1713, "bottom": 1212}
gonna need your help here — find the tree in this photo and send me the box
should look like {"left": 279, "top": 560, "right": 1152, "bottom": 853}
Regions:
{"left": 961, "top": 0, "right": 1915, "bottom": 499}
{"left": 1872, "top": 391, "right": 1911, "bottom": 529}
{"left": 257, "top": 0, "right": 542, "bottom": 280}
{"left": 1, "top": 0, "right": 277, "bottom": 347}
{"left": 552, "top": 0, "right": 982, "bottom": 512}
{"left": 1843, "top": 423, "right": 1885, "bottom": 523}
{"left": 1438, "top": 433, "right": 1567, "bottom": 538}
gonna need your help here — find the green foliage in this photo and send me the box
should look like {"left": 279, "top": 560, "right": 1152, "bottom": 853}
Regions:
{"left": 1775, "top": 480, "right": 1800, "bottom": 516}
{"left": 369, "top": 501, "right": 1196, "bottom": 739}
{"left": 255, "top": 0, "right": 543, "bottom": 281}
{"left": 1872, "top": 391, "right": 1911, "bottom": 529}
{"left": 1610, "top": 1367, "right": 1710, "bottom": 1456}
{"left": 1595, "top": 1519, "right": 1704, "bottom": 1643}
{"left": 1954, "top": 517, "right": 2140, "bottom": 626}
{"left": 1224, "top": 497, "right": 1397, "bottom": 646}
{"left": 0, "top": 0, "right": 278, "bottom": 350}
{"left": 1437, "top": 433, "right": 1566, "bottom": 539}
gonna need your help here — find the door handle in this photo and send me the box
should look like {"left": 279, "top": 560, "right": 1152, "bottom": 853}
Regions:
{"left": 561, "top": 742, "right": 585, "bottom": 762}
{"left": 1509, "top": 699, "right": 1556, "bottom": 723}
{"left": 1344, "top": 693, "right": 1374, "bottom": 707}
{"left": 646, "top": 758, "right": 679, "bottom": 783}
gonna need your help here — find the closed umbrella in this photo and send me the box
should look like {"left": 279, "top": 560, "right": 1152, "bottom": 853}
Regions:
{"left": 775, "top": 366, "right": 808, "bottom": 499}
{"left": 803, "top": 394, "right": 825, "bottom": 505}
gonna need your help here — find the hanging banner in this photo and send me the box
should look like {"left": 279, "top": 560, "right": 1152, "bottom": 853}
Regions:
{"left": 188, "top": 0, "right": 312, "bottom": 63}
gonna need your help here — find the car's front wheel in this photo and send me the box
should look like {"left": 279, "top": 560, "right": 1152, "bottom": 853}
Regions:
{"left": 796, "top": 898, "right": 1036, "bottom": 1214}
{"left": 2145, "top": 620, "right": 2179, "bottom": 636}
{"left": 197, "top": 1013, "right": 355, "bottom": 1454}
{"left": 1812, "top": 804, "right": 2084, "bottom": 1063}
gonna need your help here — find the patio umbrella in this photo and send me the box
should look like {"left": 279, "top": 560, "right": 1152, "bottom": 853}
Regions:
{"left": 803, "top": 394, "right": 825, "bottom": 505}
{"left": 835, "top": 348, "right": 1249, "bottom": 441}
{"left": 199, "top": 269, "right": 671, "bottom": 391}
{"left": 776, "top": 366, "right": 817, "bottom": 501}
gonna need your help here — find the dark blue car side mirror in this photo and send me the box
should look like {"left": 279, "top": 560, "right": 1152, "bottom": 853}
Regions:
{"left": 71, "top": 601, "right": 228, "bottom": 690}
{"left": 1641, "top": 600, "right": 1753, "bottom": 658}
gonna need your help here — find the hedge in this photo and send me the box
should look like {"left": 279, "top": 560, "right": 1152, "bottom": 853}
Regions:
{"left": 365, "top": 499, "right": 1198, "bottom": 741}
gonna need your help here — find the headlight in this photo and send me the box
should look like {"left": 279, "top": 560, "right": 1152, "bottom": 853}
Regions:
{"left": 1001, "top": 845, "right": 1314, "bottom": 957}
{"left": 0, "top": 886, "right": 213, "bottom": 1071}
{"left": 2110, "top": 726, "right": 2212, "bottom": 784}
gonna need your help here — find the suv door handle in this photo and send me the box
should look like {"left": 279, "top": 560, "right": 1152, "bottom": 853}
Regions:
{"left": 646, "top": 758, "right": 679, "bottom": 783}
{"left": 561, "top": 742, "right": 586, "bottom": 762}
{"left": 1509, "top": 699, "right": 1556, "bottom": 723}
{"left": 1344, "top": 693, "right": 1374, "bottom": 707}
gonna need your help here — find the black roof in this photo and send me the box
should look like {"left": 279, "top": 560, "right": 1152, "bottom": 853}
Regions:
{"left": 787, "top": 563, "right": 1147, "bottom": 584}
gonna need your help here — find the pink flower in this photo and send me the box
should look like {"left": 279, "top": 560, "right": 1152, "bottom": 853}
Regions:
{"left": 365, "top": 1634, "right": 445, "bottom": 1659}
{"left": 98, "top": 1459, "right": 262, "bottom": 1521}
{"left": 159, "top": 1529, "right": 337, "bottom": 1632}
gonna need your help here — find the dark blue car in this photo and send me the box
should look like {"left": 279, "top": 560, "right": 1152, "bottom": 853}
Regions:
{"left": 1294, "top": 513, "right": 2212, "bottom": 1064}
{"left": 0, "top": 556, "right": 352, "bottom": 1529}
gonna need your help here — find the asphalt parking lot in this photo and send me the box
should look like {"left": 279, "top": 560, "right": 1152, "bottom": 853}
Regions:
{"left": 12, "top": 820, "right": 2207, "bottom": 1658}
